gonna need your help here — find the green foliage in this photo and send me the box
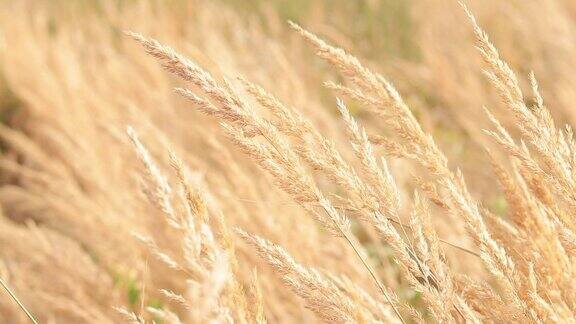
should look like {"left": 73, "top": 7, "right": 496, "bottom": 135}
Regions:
{"left": 113, "top": 271, "right": 141, "bottom": 307}
{"left": 490, "top": 195, "right": 509, "bottom": 217}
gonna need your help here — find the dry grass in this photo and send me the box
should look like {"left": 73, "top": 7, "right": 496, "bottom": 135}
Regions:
{"left": 0, "top": 0, "right": 576, "bottom": 323}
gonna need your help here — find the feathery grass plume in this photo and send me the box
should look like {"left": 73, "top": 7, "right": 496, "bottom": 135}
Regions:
{"left": 288, "top": 25, "right": 516, "bottom": 305}
{"left": 129, "top": 22, "right": 490, "bottom": 321}
{"left": 126, "top": 126, "right": 257, "bottom": 323}
{"left": 241, "top": 69, "right": 485, "bottom": 321}
{"left": 115, "top": 307, "right": 145, "bottom": 324}
{"left": 128, "top": 31, "right": 407, "bottom": 322}
{"left": 236, "top": 229, "right": 384, "bottom": 323}
{"left": 458, "top": 3, "right": 576, "bottom": 319}
{"left": 127, "top": 126, "right": 179, "bottom": 228}
{"left": 335, "top": 99, "right": 481, "bottom": 320}
{"left": 128, "top": 13, "right": 529, "bottom": 320}
{"left": 289, "top": 16, "right": 532, "bottom": 321}
{"left": 246, "top": 270, "right": 267, "bottom": 324}
{"left": 289, "top": 5, "right": 576, "bottom": 320}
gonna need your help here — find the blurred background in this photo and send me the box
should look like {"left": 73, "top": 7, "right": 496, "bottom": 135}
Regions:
{"left": 0, "top": 0, "right": 575, "bottom": 322}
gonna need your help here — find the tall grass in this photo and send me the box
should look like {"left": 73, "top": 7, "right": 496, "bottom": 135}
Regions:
{"left": 1, "top": 0, "right": 576, "bottom": 322}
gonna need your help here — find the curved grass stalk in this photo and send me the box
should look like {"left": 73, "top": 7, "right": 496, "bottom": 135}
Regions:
{"left": 0, "top": 277, "right": 38, "bottom": 324}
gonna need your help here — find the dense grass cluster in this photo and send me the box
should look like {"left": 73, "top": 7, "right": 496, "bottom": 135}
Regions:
{"left": 1, "top": 0, "right": 576, "bottom": 323}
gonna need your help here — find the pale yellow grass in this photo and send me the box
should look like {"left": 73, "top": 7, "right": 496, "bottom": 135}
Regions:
{"left": 0, "top": 0, "right": 576, "bottom": 323}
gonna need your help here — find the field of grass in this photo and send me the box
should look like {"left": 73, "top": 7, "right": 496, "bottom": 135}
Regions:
{"left": 1, "top": 0, "right": 576, "bottom": 322}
